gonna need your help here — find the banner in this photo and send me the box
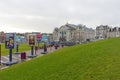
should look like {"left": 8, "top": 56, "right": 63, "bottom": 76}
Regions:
{"left": 36, "top": 34, "right": 42, "bottom": 42}
{"left": 5, "top": 33, "right": 15, "bottom": 49}
{"left": 41, "top": 34, "right": 49, "bottom": 42}
{"left": 29, "top": 34, "right": 36, "bottom": 46}
{"left": 16, "top": 35, "right": 21, "bottom": 45}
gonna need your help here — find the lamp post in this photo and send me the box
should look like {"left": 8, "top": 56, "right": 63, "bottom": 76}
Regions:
{"left": 9, "top": 47, "right": 12, "bottom": 62}
{"left": 0, "top": 42, "right": 1, "bottom": 65}
{"left": 16, "top": 42, "right": 19, "bottom": 53}
{"left": 31, "top": 46, "right": 34, "bottom": 56}
{"left": 79, "top": 31, "right": 80, "bottom": 42}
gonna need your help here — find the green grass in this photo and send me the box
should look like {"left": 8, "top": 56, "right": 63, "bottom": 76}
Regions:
{"left": 1, "top": 43, "right": 44, "bottom": 56}
{"left": 0, "top": 37, "right": 120, "bottom": 80}
{"left": 1, "top": 43, "right": 31, "bottom": 56}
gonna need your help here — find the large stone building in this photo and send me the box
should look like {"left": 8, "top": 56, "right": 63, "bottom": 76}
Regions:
{"left": 53, "top": 23, "right": 95, "bottom": 43}
{"left": 96, "top": 25, "right": 109, "bottom": 39}
{"left": 96, "top": 25, "right": 120, "bottom": 39}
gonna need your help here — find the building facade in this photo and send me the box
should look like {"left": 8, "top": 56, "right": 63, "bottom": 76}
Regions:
{"left": 96, "top": 25, "right": 120, "bottom": 39}
{"left": 0, "top": 31, "right": 5, "bottom": 43}
{"left": 53, "top": 23, "right": 95, "bottom": 43}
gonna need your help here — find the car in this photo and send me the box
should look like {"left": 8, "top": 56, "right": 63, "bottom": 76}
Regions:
{"left": 76, "top": 41, "right": 81, "bottom": 44}
{"left": 65, "top": 42, "right": 75, "bottom": 46}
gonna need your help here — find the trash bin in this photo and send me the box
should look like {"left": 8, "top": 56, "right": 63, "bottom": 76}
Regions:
{"left": 21, "top": 52, "right": 26, "bottom": 61}
{"left": 55, "top": 46, "right": 58, "bottom": 49}
{"left": 61, "top": 44, "right": 64, "bottom": 48}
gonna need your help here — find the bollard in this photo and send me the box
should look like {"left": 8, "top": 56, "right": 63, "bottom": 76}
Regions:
{"left": 55, "top": 46, "right": 57, "bottom": 49}
{"left": 21, "top": 52, "right": 26, "bottom": 61}
{"left": 61, "top": 44, "right": 64, "bottom": 48}
{"left": 50, "top": 44, "right": 52, "bottom": 51}
{"left": 35, "top": 46, "right": 38, "bottom": 55}
{"left": 44, "top": 45, "right": 47, "bottom": 52}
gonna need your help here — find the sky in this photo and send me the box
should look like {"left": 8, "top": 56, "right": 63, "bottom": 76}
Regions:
{"left": 0, "top": 0, "right": 120, "bottom": 33}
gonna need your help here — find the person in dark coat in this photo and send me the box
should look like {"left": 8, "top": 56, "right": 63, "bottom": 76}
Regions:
{"left": 44, "top": 42, "right": 47, "bottom": 52}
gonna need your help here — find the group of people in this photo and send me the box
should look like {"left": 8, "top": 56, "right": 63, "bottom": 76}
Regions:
{"left": 35, "top": 42, "right": 64, "bottom": 53}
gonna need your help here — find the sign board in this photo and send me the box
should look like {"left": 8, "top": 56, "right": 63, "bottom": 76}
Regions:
{"left": 41, "top": 34, "right": 49, "bottom": 42}
{"left": 5, "top": 33, "right": 16, "bottom": 49}
{"left": 36, "top": 34, "right": 42, "bottom": 42}
{"left": 28, "top": 34, "right": 36, "bottom": 46}
{"left": 16, "top": 35, "right": 21, "bottom": 45}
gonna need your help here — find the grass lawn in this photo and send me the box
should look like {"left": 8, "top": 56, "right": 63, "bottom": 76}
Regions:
{"left": 1, "top": 43, "right": 44, "bottom": 56}
{"left": 1, "top": 43, "right": 31, "bottom": 56}
{"left": 0, "top": 37, "right": 120, "bottom": 80}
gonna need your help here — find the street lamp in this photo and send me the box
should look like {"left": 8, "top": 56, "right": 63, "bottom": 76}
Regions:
{"left": 0, "top": 42, "right": 1, "bottom": 65}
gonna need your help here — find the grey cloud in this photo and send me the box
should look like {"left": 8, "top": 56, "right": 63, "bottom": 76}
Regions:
{"left": 0, "top": 0, "right": 120, "bottom": 33}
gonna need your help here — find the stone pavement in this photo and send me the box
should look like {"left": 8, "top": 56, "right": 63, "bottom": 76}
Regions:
{"left": 0, "top": 45, "right": 64, "bottom": 70}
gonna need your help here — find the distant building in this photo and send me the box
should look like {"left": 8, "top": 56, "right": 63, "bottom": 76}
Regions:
{"left": 48, "top": 33, "right": 53, "bottom": 42}
{"left": 53, "top": 28, "right": 59, "bottom": 41}
{"left": 76, "top": 24, "right": 95, "bottom": 42}
{"left": 53, "top": 23, "right": 95, "bottom": 43}
{"left": 96, "top": 25, "right": 109, "bottom": 39}
{"left": 96, "top": 25, "right": 120, "bottom": 39}
{"left": 0, "top": 31, "right": 5, "bottom": 43}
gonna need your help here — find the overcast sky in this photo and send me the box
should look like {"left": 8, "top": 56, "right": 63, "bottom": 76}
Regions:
{"left": 0, "top": 0, "right": 120, "bottom": 33}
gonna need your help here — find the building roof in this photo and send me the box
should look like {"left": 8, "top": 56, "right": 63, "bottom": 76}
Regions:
{"left": 96, "top": 25, "right": 109, "bottom": 30}
{"left": 60, "top": 23, "right": 77, "bottom": 30}
{"left": 54, "top": 23, "right": 95, "bottom": 32}
{"left": 54, "top": 27, "right": 59, "bottom": 32}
